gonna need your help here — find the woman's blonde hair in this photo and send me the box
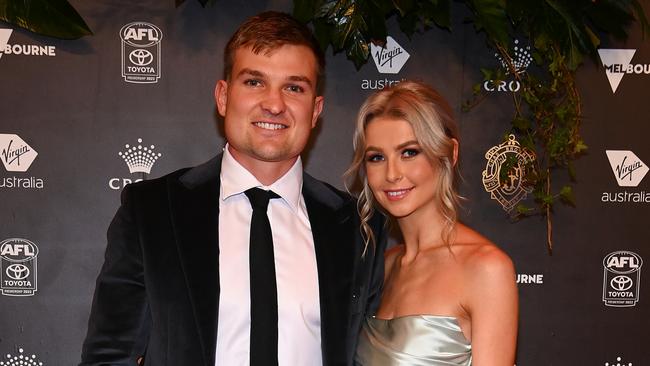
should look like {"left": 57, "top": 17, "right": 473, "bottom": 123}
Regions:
{"left": 345, "top": 80, "right": 461, "bottom": 251}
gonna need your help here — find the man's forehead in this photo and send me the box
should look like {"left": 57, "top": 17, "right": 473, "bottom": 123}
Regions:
{"left": 231, "top": 45, "right": 318, "bottom": 79}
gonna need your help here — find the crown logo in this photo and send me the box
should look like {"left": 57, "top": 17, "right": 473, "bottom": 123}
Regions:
{"left": 0, "top": 348, "right": 43, "bottom": 366}
{"left": 605, "top": 356, "right": 633, "bottom": 366}
{"left": 495, "top": 39, "right": 532, "bottom": 75}
{"left": 118, "top": 138, "right": 162, "bottom": 174}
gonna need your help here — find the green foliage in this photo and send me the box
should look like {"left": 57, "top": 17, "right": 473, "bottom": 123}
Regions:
{"left": 296, "top": 0, "right": 647, "bottom": 253}
{"left": 0, "top": 0, "right": 92, "bottom": 39}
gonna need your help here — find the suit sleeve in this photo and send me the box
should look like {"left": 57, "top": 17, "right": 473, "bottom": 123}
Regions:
{"left": 80, "top": 185, "right": 150, "bottom": 366}
{"left": 364, "top": 214, "right": 387, "bottom": 316}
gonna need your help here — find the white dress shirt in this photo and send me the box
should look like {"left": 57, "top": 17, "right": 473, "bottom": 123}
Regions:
{"left": 215, "top": 145, "right": 322, "bottom": 365}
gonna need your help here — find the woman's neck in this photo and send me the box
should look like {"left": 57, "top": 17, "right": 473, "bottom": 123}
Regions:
{"left": 396, "top": 204, "right": 449, "bottom": 263}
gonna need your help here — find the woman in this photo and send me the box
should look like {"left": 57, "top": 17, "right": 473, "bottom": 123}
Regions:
{"left": 348, "top": 81, "right": 518, "bottom": 365}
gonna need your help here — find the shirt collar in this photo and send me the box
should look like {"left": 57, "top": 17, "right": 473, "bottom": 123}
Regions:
{"left": 220, "top": 144, "right": 303, "bottom": 212}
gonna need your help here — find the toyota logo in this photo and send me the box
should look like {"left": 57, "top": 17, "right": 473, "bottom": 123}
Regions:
{"left": 610, "top": 275, "right": 633, "bottom": 291}
{"left": 129, "top": 49, "right": 153, "bottom": 66}
{"left": 6, "top": 263, "right": 30, "bottom": 280}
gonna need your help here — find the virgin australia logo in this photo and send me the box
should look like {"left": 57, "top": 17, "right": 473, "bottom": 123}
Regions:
{"left": 606, "top": 150, "right": 648, "bottom": 187}
{"left": 370, "top": 36, "right": 410, "bottom": 74}
{"left": 0, "top": 134, "right": 38, "bottom": 172}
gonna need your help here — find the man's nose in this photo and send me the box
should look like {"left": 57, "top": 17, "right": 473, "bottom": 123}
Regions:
{"left": 260, "top": 87, "right": 286, "bottom": 115}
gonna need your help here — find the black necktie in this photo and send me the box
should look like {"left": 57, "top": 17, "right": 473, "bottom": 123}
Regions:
{"left": 245, "top": 188, "right": 280, "bottom": 366}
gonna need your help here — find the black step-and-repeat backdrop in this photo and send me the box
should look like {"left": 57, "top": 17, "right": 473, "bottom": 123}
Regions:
{"left": 1, "top": 1, "right": 648, "bottom": 365}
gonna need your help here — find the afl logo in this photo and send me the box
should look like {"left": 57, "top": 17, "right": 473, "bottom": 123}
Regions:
{"left": 0, "top": 238, "right": 39, "bottom": 296}
{"left": 120, "top": 22, "right": 163, "bottom": 47}
{"left": 0, "top": 238, "right": 38, "bottom": 262}
{"left": 603, "top": 250, "right": 643, "bottom": 307}
{"left": 120, "top": 21, "right": 163, "bottom": 83}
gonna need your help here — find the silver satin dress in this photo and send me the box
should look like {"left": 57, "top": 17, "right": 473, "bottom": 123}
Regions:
{"left": 355, "top": 315, "right": 472, "bottom": 365}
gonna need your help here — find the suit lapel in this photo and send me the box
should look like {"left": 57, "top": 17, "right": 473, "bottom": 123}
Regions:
{"left": 169, "top": 156, "right": 222, "bottom": 366}
{"left": 303, "top": 174, "right": 359, "bottom": 365}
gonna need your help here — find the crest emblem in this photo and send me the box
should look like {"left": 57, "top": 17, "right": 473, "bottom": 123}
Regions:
{"left": 482, "top": 134, "right": 536, "bottom": 211}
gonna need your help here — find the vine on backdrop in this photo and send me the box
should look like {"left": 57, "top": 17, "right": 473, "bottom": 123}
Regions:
{"left": 2, "top": 0, "right": 648, "bottom": 253}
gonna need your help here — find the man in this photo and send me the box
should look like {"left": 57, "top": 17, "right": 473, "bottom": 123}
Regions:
{"left": 80, "top": 11, "right": 386, "bottom": 366}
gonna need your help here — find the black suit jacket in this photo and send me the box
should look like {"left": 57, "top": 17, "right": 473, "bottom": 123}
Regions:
{"left": 80, "top": 155, "right": 386, "bottom": 366}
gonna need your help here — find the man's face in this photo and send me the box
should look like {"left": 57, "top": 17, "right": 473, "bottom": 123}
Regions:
{"left": 215, "top": 44, "right": 324, "bottom": 173}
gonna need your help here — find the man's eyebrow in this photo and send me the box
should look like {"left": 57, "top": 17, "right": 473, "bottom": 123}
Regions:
{"left": 236, "top": 68, "right": 265, "bottom": 78}
{"left": 287, "top": 75, "right": 313, "bottom": 87}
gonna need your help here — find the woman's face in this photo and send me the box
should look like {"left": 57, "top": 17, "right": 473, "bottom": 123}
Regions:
{"left": 363, "top": 116, "right": 439, "bottom": 219}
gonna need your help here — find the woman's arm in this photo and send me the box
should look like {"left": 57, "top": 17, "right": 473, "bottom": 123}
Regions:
{"left": 465, "top": 245, "right": 518, "bottom": 366}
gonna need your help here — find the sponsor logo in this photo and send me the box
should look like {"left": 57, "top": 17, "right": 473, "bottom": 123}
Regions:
{"left": 109, "top": 137, "right": 162, "bottom": 190}
{"left": 120, "top": 22, "right": 162, "bottom": 83}
{"left": 0, "top": 134, "right": 44, "bottom": 190}
{"left": 482, "top": 134, "right": 536, "bottom": 211}
{"left": 361, "top": 36, "right": 408, "bottom": 89}
{"left": 0, "top": 29, "right": 56, "bottom": 61}
{"left": 0, "top": 238, "right": 38, "bottom": 296}
{"left": 606, "top": 150, "right": 648, "bottom": 187}
{"left": 601, "top": 150, "right": 650, "bottom": 203}
{"left": 598, "top": 49, "right": 650, "bottom": 93}
{"left": 370, "top": 36, "right": 410, "bottom": 74}
{"left": 0, "top": 347, "right": 44, "bottom": 366}
{"left": 483, "top": 39, "right": 532, "bottom": 92}
{"left": 603, "top": 251, "right": 642, "bottom": 307}
{"left": 516, "top": 273, "right": 544, "bottom": 285}
{"left": 604, "top": 355, "right": 633, "bottom": 366}
{"left": 0, "top": 134, "right": 37, "bottom": 172}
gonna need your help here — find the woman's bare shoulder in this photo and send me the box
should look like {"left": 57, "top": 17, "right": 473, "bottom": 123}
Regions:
{"left": 453, "top": 224, "right": 515, "bottom": 278}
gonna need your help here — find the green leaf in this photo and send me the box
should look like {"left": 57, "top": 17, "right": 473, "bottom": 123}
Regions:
{"left": 585, "top": 0, "right": 636, "bottom": 40}
{"left": 294, "top": 0, "right": 318, "bottom": 23}
{"left": 559, "top": 185, "right": 575, "bottom": 206}
{"left": 544, "top": 0, "right": 595, "bottom": 66}
{"left": 312, "top": 18, "right": 335, "bottom": 53}
{"left": 392, "top": 0, "right": 415, "bottom": 16}
{"left": 567, "top": 161, "right": 576, "bottom": 181}
{"left": 573, "top": 139, "right": 587, "bottom": 154}
{"left": 424, "top": 0, "right": 451, "bottom": 29}
{"left": 0, "top": 0, "right": 92, "bottom": 39}
{"left": 397, "top": 10, "right": 418, "bottom": 36}
{"left": 347, "top": 28, "right": 370, "bottom": 68}
{"left": 465, "top": 0, "right": 509, "bottom": 45}
{"left": 516, "top": 203, "right": 535, "bottom": 215}
{"left": 512, "top": 117, "right": 531, "bottom": 131}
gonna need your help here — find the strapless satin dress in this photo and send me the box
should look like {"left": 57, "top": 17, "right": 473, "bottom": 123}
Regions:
{"left": 355, "top": 315, "right": 472, "bottom": 365}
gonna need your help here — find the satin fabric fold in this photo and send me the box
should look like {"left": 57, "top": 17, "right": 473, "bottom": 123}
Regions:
{"left": 355, "top": 315, "right": 472, "bottom": 365}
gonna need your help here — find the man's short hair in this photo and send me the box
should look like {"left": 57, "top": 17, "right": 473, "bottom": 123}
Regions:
{"left": 223, "top": 11, "right": 326, "bottom": 94}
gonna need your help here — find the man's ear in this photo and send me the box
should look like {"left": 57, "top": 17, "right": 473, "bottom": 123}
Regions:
{"left": 215, "top": 80, "right": 228, "bottom": 117}
{"left": 451, "top": 138, "right": 459, "bottom": 167}
{"left": 311, "top": 96, "right": 324, "bottom": 128}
